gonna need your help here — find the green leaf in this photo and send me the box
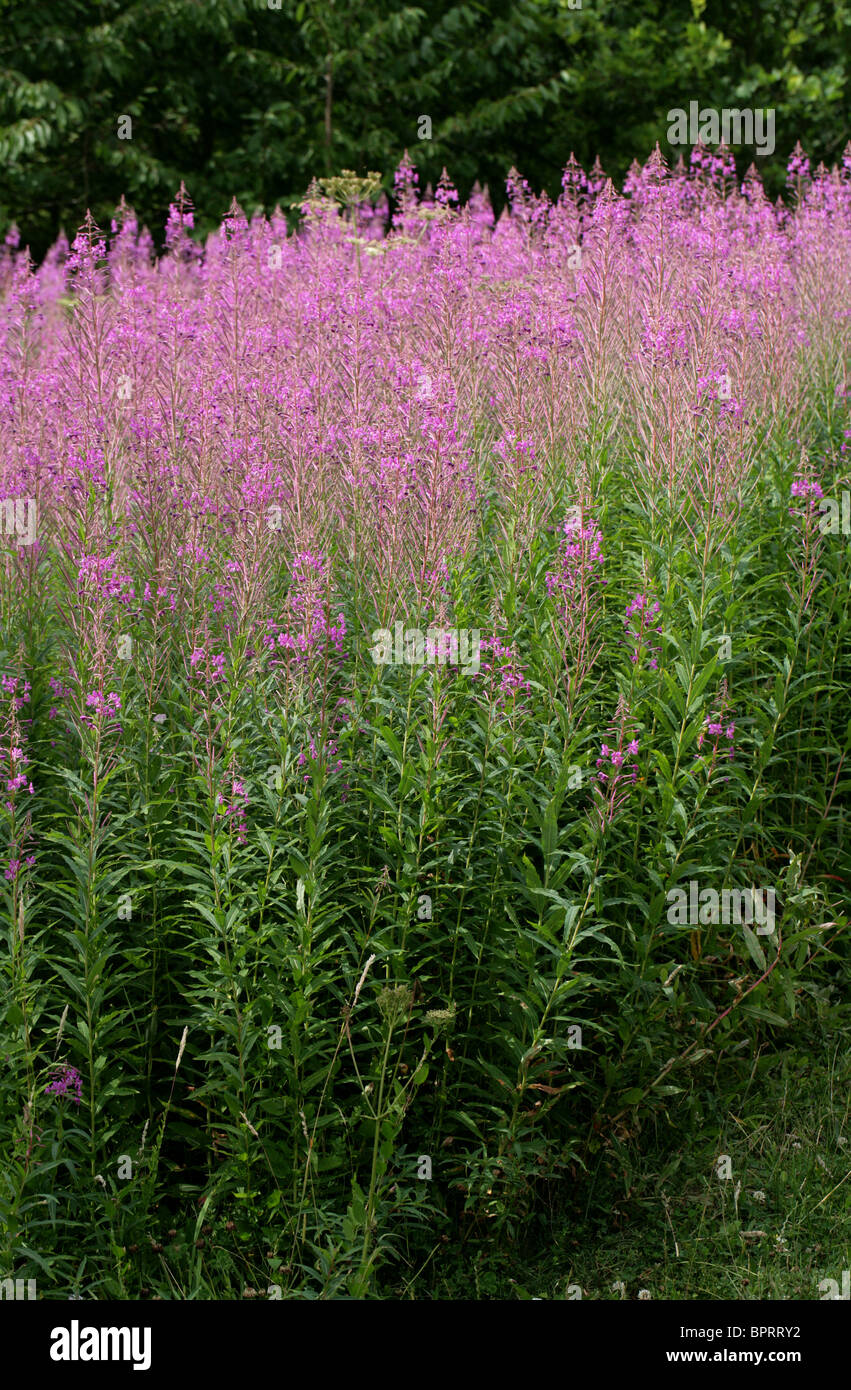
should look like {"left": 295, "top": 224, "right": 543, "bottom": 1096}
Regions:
{"left": 742, "top": 926, "right": 767, "bottom": 971}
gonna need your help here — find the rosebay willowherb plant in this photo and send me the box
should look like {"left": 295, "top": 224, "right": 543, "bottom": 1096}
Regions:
{"left": 0, "top": 142, "right": 849, "bottom": 1296}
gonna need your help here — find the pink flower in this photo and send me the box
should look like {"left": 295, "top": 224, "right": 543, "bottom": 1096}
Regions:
{"left": 45, "top": 1065, "right": 83, "bottom": 1105}
{"left": 624, "top": 591, "right": 662, "bottom": 670}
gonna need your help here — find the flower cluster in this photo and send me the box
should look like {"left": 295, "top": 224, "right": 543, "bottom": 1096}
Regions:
{"left": 7, "top": 745, "right": 34, "bottom": 797}
{"left": 624, "top": 592, "right": 662, "bottom": 671}
{"left": 494, "top": 435, "right": 538, "bottom": 478}
{"left": 696, "top": 716, "right": 736, "bottom": 761}
{"left": 476, "top": 637, "right": 531, "bottom": 714}
{"left": 263, "top": 551, "right": 346, "bottom": 672}
{"left": 142, "top": 582, "right": 177, "bottom": 611}
{"left": 545, "top": 514, "right": 605, "bottom": 603}
{"left": 266, "top": 611, "right": 347, "bottom": 661}
{"left": 6, "top": 855, "right": 36, "bottom": 881}
{"left": 694, "top": 682, "right": 736, "bottom": 782}
{"left": 545, "top": 512, "right": 607, "bottom": 707}
{"left": 640, "top": 313, "right": 690, "bottom": 365}
{"left": 48, "top": 675, "right": 72, "bottom": 720}
{"left": 690, "top": 142, "right": 736, "bottom": 182}
{"left": 85, "top": 690, "right": 122, "bottom": 720}
{"left": 77, "top": 553, "right": 135, "bottom": 604}
{"left": 2, "top": 674, "right": 31, "bottom": 712}
{"left": 786, "top": 143, "right": 811, "bottom": 186}
{"left": 216, "top": 776, "right": 249, "bottom": 845}
{"left": 592, "top": 700, "right": 641, "bottom": 831}
{"left": 189, "top": 648, "right": 227, "bottom": 685}
{"left": 596, "top": 738, "right": 640, "bottom": 777}
{"left": 44, "top": 1065, "right": 83, "bottom": 1105}
{"left": 297, "top": 735, "right": 343, "bottom": 785}
{"left": 2, "top": 672, "right": 36, "bottom": 875}
{"left": 788, "top": 474, "right": 827, "bottom": 556}
{"left": 789, "top": 475, "right": 824, "bottom": 507}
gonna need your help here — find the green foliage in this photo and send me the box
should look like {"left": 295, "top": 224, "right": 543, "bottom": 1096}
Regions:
{"left": 1, "top": 409, "right": 848, "bottom": 1296}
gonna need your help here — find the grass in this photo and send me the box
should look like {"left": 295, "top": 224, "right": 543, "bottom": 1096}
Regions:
{"left": 428, "top": 1003, "right": 851, "bottom": 1300}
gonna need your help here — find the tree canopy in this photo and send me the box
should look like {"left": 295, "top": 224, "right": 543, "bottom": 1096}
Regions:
{"left": 1, "top": 0, "right": 849, "bottom": 258}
